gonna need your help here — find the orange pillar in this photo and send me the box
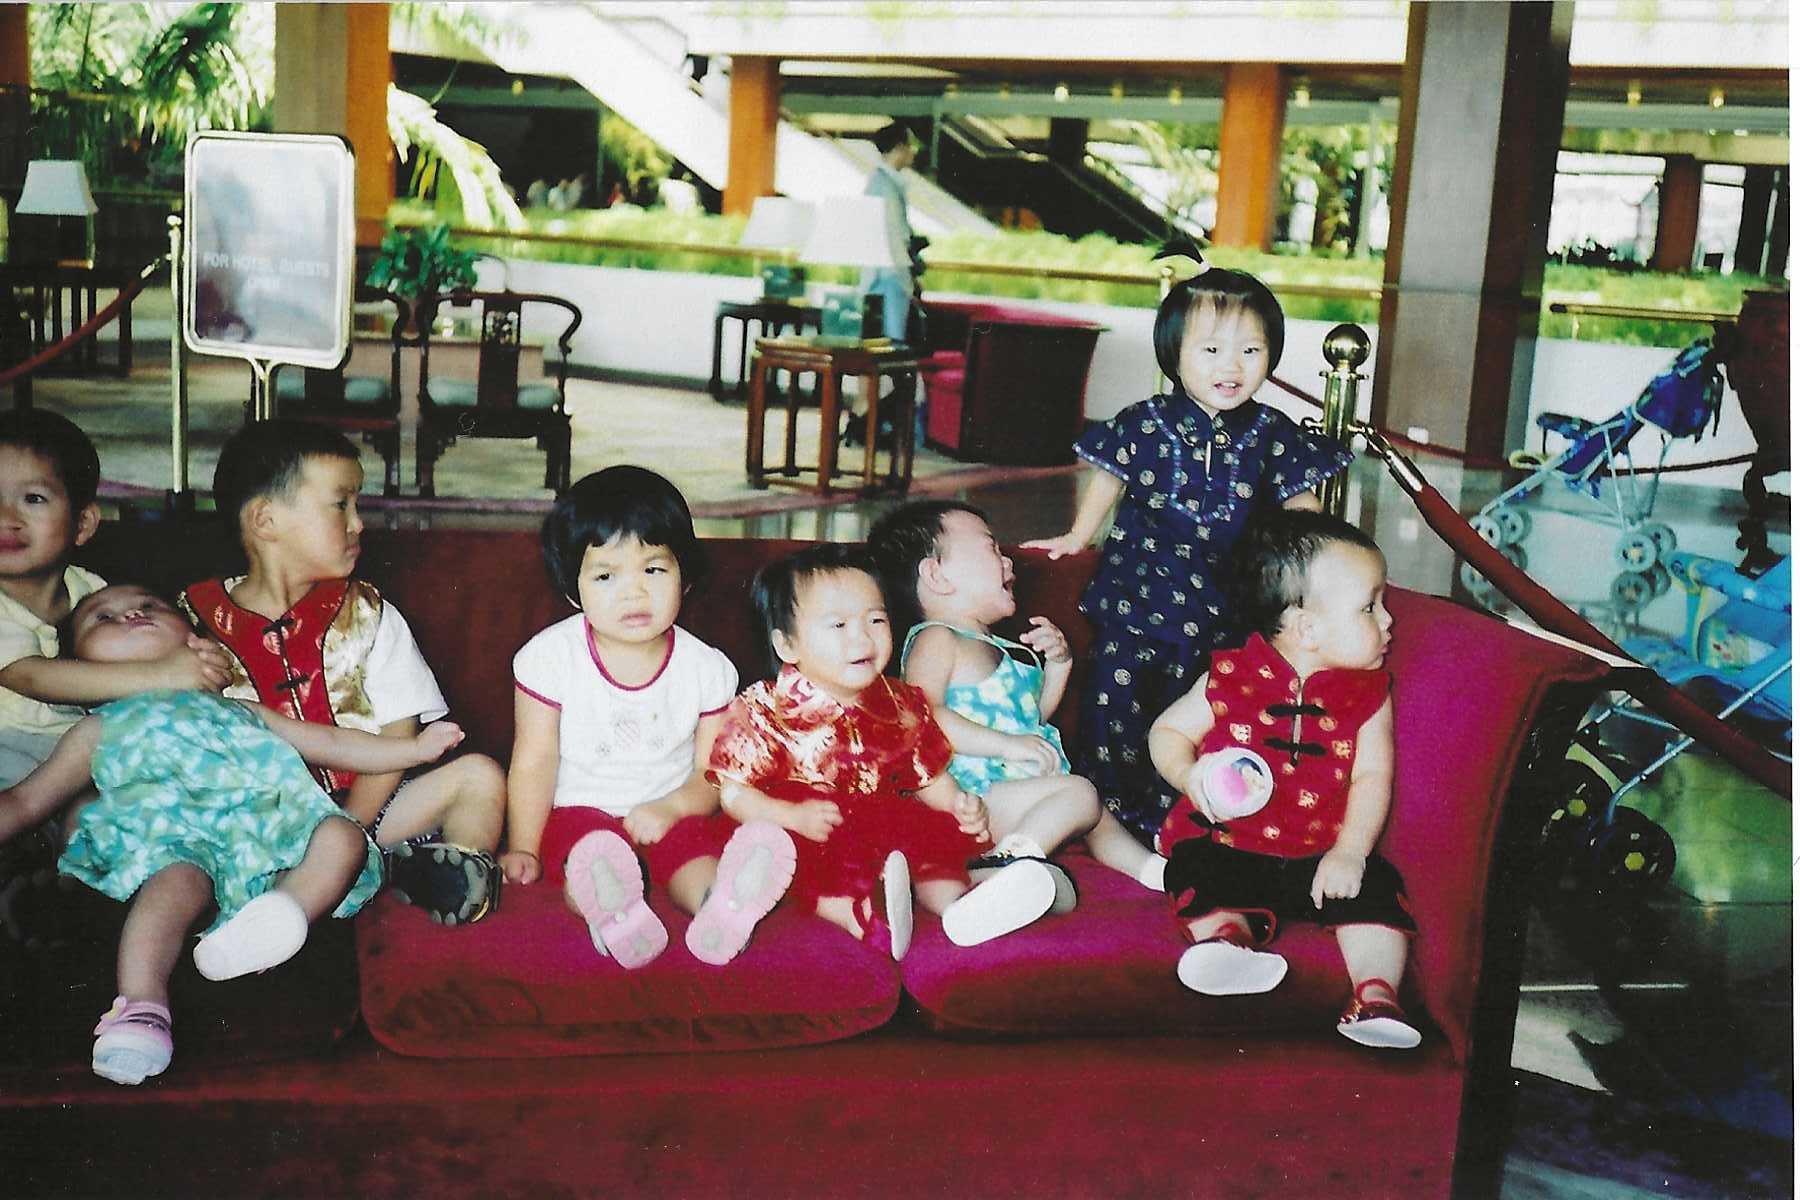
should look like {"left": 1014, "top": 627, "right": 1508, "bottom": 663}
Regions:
{"left": 274, "top": 3, "right": 392, "bottom": 248}
{"left": 725, "top": 56, "right": 781, "bottom": 218}
{"left": 0, "top": 5, "right": 29, "bottom": 87}
{"left": 1212, "top": 64, "right": 1286, "bottom": 250}
{"left": 1651, "top": 154, "right": 1702, "bottom": 273}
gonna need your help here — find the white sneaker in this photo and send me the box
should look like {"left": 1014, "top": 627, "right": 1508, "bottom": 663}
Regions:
{"left": 942, "top": 858, "right": 1059, "bottom": 947}
{"left": 1176, "top": 939, "right": 1288, "bottom": 996}
{"left": 881, "top": 850, "right": 912, "bottom": 961}
{"left": 193, "top": 892, "right": 309, "bottom": 981}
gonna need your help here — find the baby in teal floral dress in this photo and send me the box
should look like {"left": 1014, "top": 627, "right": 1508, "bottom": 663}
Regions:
{"left": 0, "top": 585, "right": 463, "bottom": 1086}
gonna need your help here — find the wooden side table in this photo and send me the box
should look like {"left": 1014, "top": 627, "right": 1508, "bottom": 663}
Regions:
{"left": 747, "top": 338, "right": 919, "bottom": 496}
{"left": 710, "top": 298, "right": 822, "bottom": 403}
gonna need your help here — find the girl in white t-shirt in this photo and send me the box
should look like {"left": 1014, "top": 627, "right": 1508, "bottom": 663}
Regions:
{"left": 501, "top": 468, "right": 795, "bottom": 968}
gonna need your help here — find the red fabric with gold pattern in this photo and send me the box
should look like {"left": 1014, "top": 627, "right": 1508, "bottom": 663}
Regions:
{"left": 710, "top": 667, "right": 984, "bottom": 905}
{"left": 181, "top": 577, "right": 356, "bottom": 794}
{"left": 1157, "top": 634, "right": 1389, "bottom": 859}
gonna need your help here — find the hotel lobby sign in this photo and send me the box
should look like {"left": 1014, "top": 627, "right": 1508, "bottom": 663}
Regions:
{"left": 182, "top": 131, "right": 355, "bottom": 370}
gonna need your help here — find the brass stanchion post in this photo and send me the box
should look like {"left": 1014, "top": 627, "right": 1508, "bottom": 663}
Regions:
{"left": 167, "top": 214, "right": 190, "bottom": 503}
{"left": 1318, "top": 323, "right": 1370, "bottom": 517}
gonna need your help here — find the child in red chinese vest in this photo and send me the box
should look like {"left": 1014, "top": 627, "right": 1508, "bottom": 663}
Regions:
{"left": 1149, "top": 510, "right": 1419, "bottom": 1049}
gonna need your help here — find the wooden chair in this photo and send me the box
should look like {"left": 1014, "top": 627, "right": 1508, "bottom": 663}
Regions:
{"left": 414, "top": 289, "right": 581, "bottom": 497}
{"left": 271, "top": 289, "right": 412, "bottom": 496}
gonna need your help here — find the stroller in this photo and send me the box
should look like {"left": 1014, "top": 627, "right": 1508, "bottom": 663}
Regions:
{"left": 1542, "top": 552, "right": 1791, "bottom": 894}
{"left": 1471, "top": 336, "right": 1732, "bottom": 574}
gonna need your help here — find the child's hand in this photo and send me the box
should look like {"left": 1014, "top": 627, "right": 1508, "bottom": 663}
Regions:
{"left": 1018, "top": 616, "right": 1072, "bottom": 665}
{"left": 1182, "top": 761, "right": 1222, "bottom": 823}
{"left": 157, "top": 636, "right": 232, "bottom": 693}
{"left": 500, "top": 850, "right": 541, "bottom": 886}
{"left": 623, "top": 798, "right": 678, "bottom": 846}
{"left": 1018, "top": 533, "right": 1086, "bottom": 561}
{"left": 1310, "top": 849, "right": 1367, "bottom": 909}
{"left": 786, "top": 798, "right": 843, "bottom": 843}
{"left": 414, "top": 721, "right": 465, "bottom": 763}
{"left": 952, "top": 790, "right": 989, "bottom": 840}
{"left": 1002, "top": 734, "right": 1062, "bottom": 778}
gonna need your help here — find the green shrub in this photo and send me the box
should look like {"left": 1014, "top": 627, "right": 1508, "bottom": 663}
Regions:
{"left": 388, "top": 202, "right": 1774, "bottom": 346}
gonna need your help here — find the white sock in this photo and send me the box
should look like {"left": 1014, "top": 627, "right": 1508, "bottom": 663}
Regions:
{"left": 1136, "top": 854, "right": 1168, "bottom": 892}
{"left": 995, "top": 832, "right": 1048, "bottom": 860}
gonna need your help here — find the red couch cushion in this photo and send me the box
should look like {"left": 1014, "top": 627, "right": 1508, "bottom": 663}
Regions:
{"left": 901, "top": 852, "right": 1405, "bottom": 1037}
{"left": 355, "top": 882, "right": 900, "bottom": 1057}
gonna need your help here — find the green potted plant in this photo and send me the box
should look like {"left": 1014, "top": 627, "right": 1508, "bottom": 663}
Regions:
{"left": 364, "top": 222, "right": 479, "bottom": 300}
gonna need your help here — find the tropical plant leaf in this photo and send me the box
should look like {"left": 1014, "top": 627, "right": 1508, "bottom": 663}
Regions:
{"left": 386, "top": 85, "right": 523, "bottom": 231}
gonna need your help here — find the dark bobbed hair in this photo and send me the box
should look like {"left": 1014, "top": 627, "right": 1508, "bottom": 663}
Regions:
{"left": 212, "top": 420, "right": 361, "bottom": 533}
{"left": 749, "top": 543, "right": 879, "bottom": 679}
{"left": 866, "top": 499, "right": 985, "bottom": 640}
{"left": 872, "top": 121, "right": 912, "bottom": 155}
{"left": 1152, "top": 267, "right": 1287, "bottom": 383}
{"left": 540, "top": 466, "right": 703, "bottom": 602}
{"left": 0, "top": 409, "right": 101, "bottom": 512}
{"left": 1232, "top": 508, "right": 1382, "bottom": 642}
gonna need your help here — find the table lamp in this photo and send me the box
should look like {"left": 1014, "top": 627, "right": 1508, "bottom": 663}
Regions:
{"left": 739, "top": 196, "right": 813, "bottom": 301}
{"left": 16, "top": 160, "right": 98, "bottom": 267}
{"left": 799, "top": 194, "right": 897, "bottom": 340}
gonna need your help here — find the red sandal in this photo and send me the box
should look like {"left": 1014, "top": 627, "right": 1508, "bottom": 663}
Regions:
{"left": 1337, "top": 978, "right": 1421, "bottom": 1050}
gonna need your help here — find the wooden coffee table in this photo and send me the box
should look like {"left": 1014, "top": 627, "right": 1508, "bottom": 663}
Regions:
{"left": 746, "top": 337, "right": 919, "bottom": 496}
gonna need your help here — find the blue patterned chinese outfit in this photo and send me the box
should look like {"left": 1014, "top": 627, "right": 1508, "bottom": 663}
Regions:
{"left": 1070, "top": 392, "right": 1353, "bottom": 842}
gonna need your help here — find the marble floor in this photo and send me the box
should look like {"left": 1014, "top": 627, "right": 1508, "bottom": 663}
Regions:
{"left": 22, "top": 351, "right": 1796, "bottom": 1198}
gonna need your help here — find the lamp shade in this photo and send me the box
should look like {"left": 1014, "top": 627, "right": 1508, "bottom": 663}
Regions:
{"left": 739, "top": 196, "right": 814, "bottom": 252}
{"left": 16, "top": 160, "right": 98, "bottom": 216}
{"left": 798, "top": 195, "right": 896, "bottom": 269}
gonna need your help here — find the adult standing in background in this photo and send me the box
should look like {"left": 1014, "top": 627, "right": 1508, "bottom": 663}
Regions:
{"left": 861, "top": 122, "right": 917, "bottom": 345}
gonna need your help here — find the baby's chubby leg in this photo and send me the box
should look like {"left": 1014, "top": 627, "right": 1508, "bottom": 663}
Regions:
{"left": 0, "top": 717, "right": 102, "bottom": 847}
{"left": 193, "top": 817, "right": 367, "bottom": 982}
{"left": 1333, "top": 922, "right": 1420, "bottom": 1049}
{"left": 96, "top": 861, "right": 212, "bottom": 1086}
{"left": 1085, "top": 809, "right": 1168, "bottom": 891}
{"left": 981, "top": 773, "right": 1101, "bottom": 860}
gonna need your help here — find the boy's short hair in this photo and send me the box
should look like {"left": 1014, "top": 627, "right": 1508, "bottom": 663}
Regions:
{"left": 540, "top": 466, "right": 704, "bottom": 601}
{"left": 867, "top": 499, "right": 984, "bottom": 635}
{"left": 212, "top": 420, "right": 361, "bottom": 529}
{"left": 1152, "top": 267, "right": 1287, "bottom": 382}
{"left": 872, "top": 121, "right": 913, "bottom": 155}
{"left": 0, "top": 410, "right": 101, "bottom": 511}
{"left": 1233, "top": 509, "right": 1381, "bottom": 641}
{"left": 750, "top": 543, "right": 878, "bottom": 678}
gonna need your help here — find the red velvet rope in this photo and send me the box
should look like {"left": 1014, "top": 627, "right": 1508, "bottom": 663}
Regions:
{"left": 0, "top": 261, "right": 162, "bottom": 387}
{"left": 1275, "top": 370, "right": 1786, "bottom": 794}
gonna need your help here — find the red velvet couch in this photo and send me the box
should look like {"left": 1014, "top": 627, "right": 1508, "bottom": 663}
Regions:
{"left": 918, "top": 300, "right": 1106, "bottom": 466}
{"left": 1, "top": 521, "right": 1609, "bottom": 1199}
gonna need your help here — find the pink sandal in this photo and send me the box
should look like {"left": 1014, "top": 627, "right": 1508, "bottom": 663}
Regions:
{"left": 565, "top": 831, "right": 667, "bottom": 969}
{"left": 1337, "top": 978, "right": 1422, "bottom": 1050}
{"left": 685, "top": 821, "right": 796, "bottom": 966}
{"left": 92, "top": 996, "right": 173, "bottom": 1086}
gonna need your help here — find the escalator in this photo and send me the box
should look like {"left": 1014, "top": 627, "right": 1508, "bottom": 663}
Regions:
{"left": 928, "top": 115, "right": 1199, "bottom": 245}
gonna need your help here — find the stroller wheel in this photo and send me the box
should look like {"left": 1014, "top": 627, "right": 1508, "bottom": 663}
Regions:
{"left": 1494, "top": 508, "right": 1532, "bottom": 546}
{"left": 1642, "top": 522, "right": 1678, "bottom": 560}
{"left": 1471, "top": 513, "right": 1505, "bottom": 548}
{"left": 1582, "top": 807, "right": 1677, "bottom": 892}
{"left": 1614, "top": 529, "right": 1660, "bottom": 573}
{"left": 1609, "top": 569, "right": 1655, "bottom": 610}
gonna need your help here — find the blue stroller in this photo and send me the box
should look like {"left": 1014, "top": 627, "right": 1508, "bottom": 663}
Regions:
{"left": 1472, "top": 337, "right": 1730, "bottom": 573}
{"left": 1542, "top": 553, "right": 1791, "bottom": 893}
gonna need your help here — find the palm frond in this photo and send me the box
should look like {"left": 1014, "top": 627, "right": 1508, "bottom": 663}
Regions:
{"left": 387, "top": 85, "right": 524, "bottom": 231}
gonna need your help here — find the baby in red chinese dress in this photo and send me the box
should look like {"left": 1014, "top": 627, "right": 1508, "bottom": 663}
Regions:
{"left": 1149, "top": 509, "right": 1419, "bottom": 1049}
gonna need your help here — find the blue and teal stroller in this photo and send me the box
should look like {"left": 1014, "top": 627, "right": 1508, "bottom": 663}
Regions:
{"left": 1472, "top": 337, "right": 1730, "bottom": 573}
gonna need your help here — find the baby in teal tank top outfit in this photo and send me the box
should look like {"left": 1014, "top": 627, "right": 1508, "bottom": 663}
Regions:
{"left": 871, "top": 503, "right": 1173, "bottom": 948}
{"left": 901, "top": 622, "right": 1070, "bottom": 795}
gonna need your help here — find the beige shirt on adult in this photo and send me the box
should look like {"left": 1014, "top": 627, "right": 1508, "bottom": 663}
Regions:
{"left": 0, "top": 564, "right": 107, "bottom": 736}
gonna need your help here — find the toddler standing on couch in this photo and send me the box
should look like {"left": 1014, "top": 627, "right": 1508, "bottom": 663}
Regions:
{"left": 709, "top": 544, "right": 1047, "bottom": 960}
{"left": 179, "top": 421, "right": 506, "bottom": 927}
{"left": 1023, "top": 266, "right": 1352, "bottom": 849}
{"left": 1149, "top": 510, "right": 1419, "bottom": 1049}
{"left": 500, "top": 467, "right": 796, "bottom": 969}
